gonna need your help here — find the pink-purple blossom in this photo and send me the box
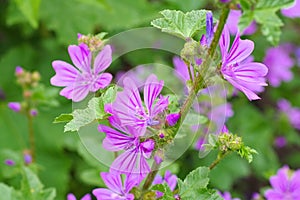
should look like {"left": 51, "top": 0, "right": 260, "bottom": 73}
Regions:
{"left": 67, "top": 193, "right": 91, "bottom": 200}
{"left": 281, "top": 0, "right": 300, "bottom": 18}
{"left": 274, "top": 136, "right": 287, "bottom": 148}
{"left": 263, "top": 44, "right": 294, "bottom": 87}
{"left": 51, "top": 44, "right": 113, "bottom": 102}
{"left": 93, "top": 171, "right": 139, "bottom": 200}
{"left": 15, "top": 66, "right": 24, "bottom": 76}
{"left": 264, "top": 166, "right": 300, "bottom": 200}
{"left": 226, "top": 10, "right": 257, "bottom": 35}
{"left": 99, "top": 116, "right": 155, "bottom": 177}
{"left": 8, "top": 102, "right": 21, "bottom": 112}
{"left": 277, "top": 99, "right": 300, "bottom": 130}
{"left": 109, "top": 74, "right": 169, "bottom": 134}
{"left": 153, "top": 170, "right": 177, "bottom": 198}
{"left": 218, "top": 191, "right": 240, "bottom": 200}
{"left": 166, "top": 113, "right": 180, "bottom": 126}
{"left": 4, "top": 159, "right": 15, "bottom": 166}
{"left": 219, "top": 25, "right": 268, "bottom": 100}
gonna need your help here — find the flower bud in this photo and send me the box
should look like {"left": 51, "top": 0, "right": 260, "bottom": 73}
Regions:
{"left": 4, "top": 159, "right": 15, "bottom": 166}
{"left": 8, "top": 102, "right": 21, "bottom": 112}
{"left": 166, "top": 113, "right": 180, "bottom": 126}
{"left": 15, "top": 66, "right": 24, "bottom": 76}
{"left": 30, "top": 109, "right": 38, "bottom": 117}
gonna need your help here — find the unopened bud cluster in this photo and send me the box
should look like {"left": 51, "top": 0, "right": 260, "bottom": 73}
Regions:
{"left": 78, "top": 33, "right": 107, "bottom": 52}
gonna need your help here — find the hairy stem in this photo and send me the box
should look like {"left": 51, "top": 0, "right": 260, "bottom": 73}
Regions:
{"left": 26, "top": 111, "right": 35, "bottom": 161}
{"left": 179, "top": 6, "right": 230, "bottom": 125}
{"left": 209, "top": 151, "right": 230, "bottom": 170}
{"left": 142, "top": 161, "right": 161, "bottom": 192}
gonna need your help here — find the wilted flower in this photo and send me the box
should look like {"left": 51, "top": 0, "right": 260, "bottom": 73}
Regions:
{"left": 219, "top": 25, "right": 268, "bottom": 100}
{"left": 265, "top": 166, "right": 300, "bottom": 200}
{"left": 93, "top": 171, "right": 139, "bottom": 200}
{"left": 51, "top": 44, "right": 112, "bottom": 102}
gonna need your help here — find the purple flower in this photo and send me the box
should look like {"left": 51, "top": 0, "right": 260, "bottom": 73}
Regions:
{"left": 8, "top": 102, "right": 21, "bottom": 112}
{"left": 265, "top": 166, "right": 300, "bottom": 200}
{"left": 219, "top": 25, "right": 268, "bottom": 100}
{"left": 30, "top": 109, "right": 38, "bottom": 117}
{"left": 200, "top": 11, "right": 214, "bottom": 46}
{"left": 226, "top": 10, "right": 257, "bottom": 35}
{"left": 220, "top": 0, "right": 231, "bottom": 3}
{"left": 153, "top": 170, "right": 177, "bottom": 198}
{"left": 24, "top": 153, "right": 33, "bottom": 165}
{"left": 4, "top": 159, "right": 15, "bottom": 166}
{"left": 93, "top": 171, "right": 139, "bottom": 200}
{"left": 51, "top": 44, "right": 113, "bottom": 102}
{"left": 281, "top": 0, "right": 300, "bottom": 18}
{"left": 109, "top": 74, "right": 169, "bottom": 134}
{"left": 99, "top": 116, "right": 155, "bottom": 177}
{"left": 264, "top": 44, "right": 294, "bottom": 87}
{"left": 173, "top": 56, "right": 193, "bottom": 83}
{"left": 278, "top": 99, "right": 300, "bottom": 130}
{"left": 67, "top": 193, "right": 91, "bottom": 200}
{"left": 15, "top": 66, "right": 24, "bottom": 76}
{"left": 218, "top": 191, "right": 240, "bottom": 200}
{"left": 166, "top": 113, "right": 180, "bottom": 126}
{"left": 274, "top": 136, "right": 287, "bottom": 148}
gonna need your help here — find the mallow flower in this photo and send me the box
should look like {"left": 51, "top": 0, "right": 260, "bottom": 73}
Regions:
{"left": 98, "top": 116, "right": 155, "bottom": 178}
{"left": 277, "top": 99, "right": 300, "bottom": 130}
{"left": 93, "top": 171, "right": 139, "bottom": 200}
{"left": 218, "top": 191, "right": 240, "bottom": 200}
{"left": 109, "top": 74, "right": 169, "bottom": 134}
{"left": 219, "top": 25, "right": 268, "bottom": 100}
{"left": 281, "top": 0, "right": 300, "bottom": 18}
{"left": 263, "top": 44, "right": 294, "bottom": 87}
{"left": 67, "top": 193, "right": 91, "bottom": 200}
{"left": 51, "top": 43, "right": 112, "bottom": 102}
{"left": 226, "top": 10, "right": 257, "bottom": 35}
{"left": 264, "top": 165, "right": 300, "bottom": 200}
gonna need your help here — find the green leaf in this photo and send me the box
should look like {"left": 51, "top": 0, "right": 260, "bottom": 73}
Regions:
{"left": 151, "top": 184, "right": 174, "bottom": 200}
{"left": 13, "top": 0, "right": 41, "bottom": 28}
{"left": 21, "top": 166, "right": 56, "bottom": 200}
{"left": 239, "top": 0, "right": 294, "bottom": 45}
{"left": 64, "top": 97, "right": 104, "bottom": 132}
{"left": 64, "top": 86, "right": 117, "bottom": 132}
{"left": 151, "top": 9, "right": 208, "bottom": 39}
{"left": 178, "top": 166, "right": 210, "bottom": 199}
{"left": 256, "top": 0, "right": 294, "bottom": 9}
{"left": 53, "top": 114, "right": 73, "bottom": 123}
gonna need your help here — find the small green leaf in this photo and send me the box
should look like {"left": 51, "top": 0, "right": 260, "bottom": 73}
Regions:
{"left": 151, "top": 183, "right": 174, "bottom": 200}
{"left": 64, "top": 86, "right": 117, "bottom": 132}
{"left": 178, "top": 166, "right": 210, "bottom": 199}
{"left": 53, "top": 114, "right": 73, "bottom": 123}
{"left": 151, "top": 9, "right": 208, "bottom": 39}
{"left": 14, "top": 0, "right": 41, "bottom": 28}
{"left": 256, "top": 0, "right": 294, "bottom": 9}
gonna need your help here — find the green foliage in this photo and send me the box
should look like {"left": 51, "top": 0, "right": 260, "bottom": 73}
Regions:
{"left": 151, "top": 9, "right": 208, "bottom": 39}
{"left": 177, "top": 166, "right": 222, "bottom": 199}
{"left": 13, "top": 0, "right": 41, "bottom": 28}
{"left": 58, "top": 86, "right": 117, "bottom": 132}
{"left": 151, "top": 183, "right": 174, "bottom": 199}
{"left": 239, "top": 0, "right": 294, "bottom": 45}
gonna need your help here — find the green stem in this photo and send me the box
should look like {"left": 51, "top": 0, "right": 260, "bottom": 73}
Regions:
{"left": 26, "top": 110, "right": 35, "bottom": 161}
{"left": 142, "top": 161, "right": 161, "bottom": 192}
{"left": 184, "top": 60, "right": 193, "bottom": 82}
{"left": 209, "top": 151, "right": 230, "bottom": 170}
{"left": 179, "top": 6, "right": 230, "bottom": 125}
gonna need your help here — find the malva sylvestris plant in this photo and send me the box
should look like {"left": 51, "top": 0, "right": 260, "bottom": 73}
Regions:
{"left": 5, "top": 0, "right": 300, "bottom": 200}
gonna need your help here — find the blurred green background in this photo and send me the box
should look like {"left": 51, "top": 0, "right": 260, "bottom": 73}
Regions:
{"left": 1, "top": 0, "right": 300, "bottom": 199}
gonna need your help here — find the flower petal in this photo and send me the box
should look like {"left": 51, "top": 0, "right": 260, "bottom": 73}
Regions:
{"left": 90, "top": 73, "right": 113, "bottom": 92}
{"left": 68, "top": 44, "right": 91, "bottom": 73}
{"left": 144, "top": 74, "right": 164, "bottom": 116}
{"left": 226, "top": 34, "right": 254, "bottom": 65}
{"left": 50, "top": 61, "right": 79, "bottom": 87}
{"left": 99, "top": 124, "right": 134, "bottom": 151}
{"left": 100, "top": 172, "right": 123, "bottom": 194}
{"left": 67, "top": 193, "right": 77, "bottom": 200}
{"left": 59, "top": 84, "right": 89, "bottom": 102}
{"left": 219, "top": 25, "right": 230, "bottom": 62}
{"left": 93, "top": 188, "right": 122, "bottom": 200}
{"left": 94, "top": 45, "right": 112, "bottom": 74}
